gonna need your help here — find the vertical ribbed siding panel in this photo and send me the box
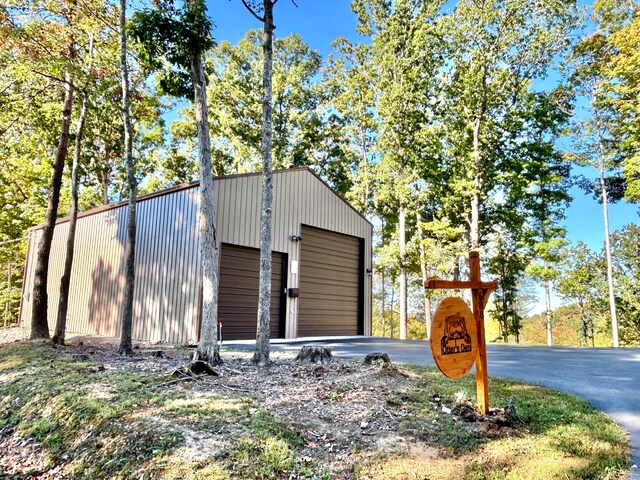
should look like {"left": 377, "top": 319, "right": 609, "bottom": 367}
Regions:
{"left": 67, "top": 215, "right": 90, "bottom": 334}
{"left": 186, "top": 187, "right": 201, "bottom": 343}
{"left": 132, "top": 193, "right": 149, "bottom": 341}
{"left": 162, "top": 192, "right": 176, "bottom": 342}
{"left": 179, "top": 189, "right": 192, "bottom": 344}
{"left": 45, "top": 221, "right": 68, "bottom": 331}
{"left": 19, "top": 229, "right": 41, "bottom": 328}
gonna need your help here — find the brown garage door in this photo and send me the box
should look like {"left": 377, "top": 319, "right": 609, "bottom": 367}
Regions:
{"left": 218, "top": 244, "right": 286, "bottom": 340}
{"left": 298, "top": 226, "right": 363, "bottom": 337}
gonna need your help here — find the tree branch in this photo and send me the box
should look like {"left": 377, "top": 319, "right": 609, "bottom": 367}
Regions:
{"left": 240, "top": 0, "right": 264, "bottom": 22}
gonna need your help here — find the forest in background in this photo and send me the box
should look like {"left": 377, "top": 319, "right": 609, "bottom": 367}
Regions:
{"left": 1, "top": 0, "right": 638, "bottom": 346}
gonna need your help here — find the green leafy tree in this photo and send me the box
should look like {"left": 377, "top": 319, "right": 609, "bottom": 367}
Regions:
{"left": 597, "top": 1, "right": 640, "bottom": 203}
{"left": 556, "top": 242, "right": 604, "bottom": 346}
{"left": 441, "top": 0, "right": 579, "bottom": 250}
{"left": 324, "top": 37, "right": 377, "bottom": 213}
{"left": 610, "top": 224, "right": 640, "bottom": 345}
{"left": 354, "top": 0, "right": 445, "bottom": 339}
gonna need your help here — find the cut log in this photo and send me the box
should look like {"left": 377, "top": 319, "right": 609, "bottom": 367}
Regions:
{"left": 295, "top": 346, "right": 333, "bottom": 364}
{"left": 363, "top": 352, "right": 391, "bottom": 365}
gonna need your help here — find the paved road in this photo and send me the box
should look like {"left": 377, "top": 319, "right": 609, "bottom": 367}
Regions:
{"left": 225, "top": 337, "right": 640, "bottom": 477}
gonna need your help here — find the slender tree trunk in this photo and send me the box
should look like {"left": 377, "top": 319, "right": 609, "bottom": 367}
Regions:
{"left": 599, "top": 149, "right": 619, "bottom": 348}
{"left": 53, "top": 91, "right": 90, "bottom": 345}
{"left": 399, "top": 206, "right": 407, "bottom": 340}
{"left": 381, "top": 270, "right": 386, "bottom": 337}
{"left": 416, "top": 213, "right": 431, "bottom": 340}
{"left": 470, "top": 119, "right": 482, "bottom": 250}
{"left": 359, "top": 126, "right": 369, "bottom": 213}
{"left": 30, "top": 72, "right": 75, "bottom": 339}
{"left": 544, "top": 269, "right": 552, "bottom": 347}
{"left": 191, "top": 47, "right": 221, "bottom": 364}
{"left": 389, "top": 280, "right": 395, "bottom": 339}
{"left": 101, "top": 169, "right": 109, "bottom": 205}
{"left": 253, "top": 0, "right": 275, "bottom": 366}
{"left": 118, "top": 0, "right": 137, "bottom": 356}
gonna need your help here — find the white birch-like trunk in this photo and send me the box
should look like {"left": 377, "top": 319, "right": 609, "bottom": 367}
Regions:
{"left": 470, "top": 119, "right": 482, "bottom": 250}
{"left": 399, "top": 206, "right": 407, "bottom": 340}
{"left": 191, "top": 47, "right": 221, "bottom": 364}
{"left": 253, "top": 0, "right": 275, "bottom": 366}
{"left": 416, "top": 214, "right": 432, "bottom": 340}
{"left": 599, "top": 148, "right": 619, "bottom": 348}
{"left": 544, "top": 271, "right": 552, "bottom": 347}
{"left": 381, "top": 270, "right": 386, "bottom": 337}
{"left": 118, "top": 0, "right": 137, "bottom": 356}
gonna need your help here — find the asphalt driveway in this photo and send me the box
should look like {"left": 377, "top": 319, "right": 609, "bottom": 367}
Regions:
{"left": 225, "top": 337, "right": 640, "bottom": 478}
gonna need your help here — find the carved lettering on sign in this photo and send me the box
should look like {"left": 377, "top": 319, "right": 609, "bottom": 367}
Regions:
{"left": 440, "top": 314, "right": 472, "bottom": 355}
{"left": 430, "top": 297, "right": 478, "bottom": 379}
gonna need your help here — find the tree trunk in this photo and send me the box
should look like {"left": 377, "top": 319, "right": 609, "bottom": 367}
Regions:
{"left": 53, "top": 91, "right": 89, "bottom": 345}
{"left": 381, "top": 270, "right": 386, "bottom": 337}
{"left": 118, "top": 0, "right": 137, "bottom": 356}
{"left": 389, "top": 280, "right": 395, "bottom": 339}
{"left": 191, "top": 47, "right": 221, "bottom": 365}
{"left": 416, "top": 213, "right": 432, "bottom": 340}
{"left": 544, "top": 271, "right": 552, "bottom": 347}
{"left": 599, "top": 148, "right": 619, "bottom": 348}
{"left": 399, "top": 206, "right": 407, "bottom": 340}
{"left": 101, "top": 169, "right": 109, "bottom": 205}
{"left": 470, "top": 118, "right": 482, "bottom": 250}
{"left": 253, "top": 0, "right": 275, "bottom": 366}
{"left": 30, "top": 72, "right": 75, "bottom": 339}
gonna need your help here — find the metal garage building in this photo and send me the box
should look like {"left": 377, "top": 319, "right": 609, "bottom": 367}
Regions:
{"left": 19, "top": 168, "right": 372, "bottom": 343}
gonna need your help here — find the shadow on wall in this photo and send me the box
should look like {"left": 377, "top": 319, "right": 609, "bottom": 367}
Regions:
{"left": 87, "top": 258, "right": 120, "bottom": 337}
{"left": 115, "top": 188, "right": 201, "bottom": 344}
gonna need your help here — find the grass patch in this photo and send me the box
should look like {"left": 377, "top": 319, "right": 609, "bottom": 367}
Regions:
{"left": 360, "top": 364, "right": 630, "bottom": 479}
{"left": 0, "top": 341, "right": 630, "bottom": 479}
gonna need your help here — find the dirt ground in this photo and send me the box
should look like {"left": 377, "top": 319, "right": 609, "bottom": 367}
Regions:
{"left": 0, "top": 326, "right": 518, "bottom": 478}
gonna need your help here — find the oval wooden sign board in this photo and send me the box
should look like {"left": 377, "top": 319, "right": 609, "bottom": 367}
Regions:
{"left": 430, "top": 297, "right": 477, "bottom": 379}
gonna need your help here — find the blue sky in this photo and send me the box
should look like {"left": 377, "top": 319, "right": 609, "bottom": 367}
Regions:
{"left": 206, "top": 0, "right": 639, "bottom": 256}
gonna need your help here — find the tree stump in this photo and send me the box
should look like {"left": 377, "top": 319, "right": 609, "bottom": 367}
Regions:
{"left": 172, "top": 360, "right": 219, "bottom": 377}
{"left": 295, "top": 346, "right": 333, "bottom": 364}
{"left": 363, "top": 352, "right": 391, "bottom": 365}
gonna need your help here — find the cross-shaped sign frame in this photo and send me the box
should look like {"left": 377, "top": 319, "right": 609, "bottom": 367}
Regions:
{"left": 426, "top": 251, "right": 497, "bottom": 414}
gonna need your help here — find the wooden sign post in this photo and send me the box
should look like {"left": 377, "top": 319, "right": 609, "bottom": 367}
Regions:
{"left": 426, "top": 251, "right": 496, "bottom": 414}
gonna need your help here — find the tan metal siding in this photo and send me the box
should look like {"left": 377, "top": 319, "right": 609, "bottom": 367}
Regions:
{"left": 21, "top": 187, "right": 201, "bottom": 343}
{"left": 20, "top": 168, "right": 371, "bottom": 341}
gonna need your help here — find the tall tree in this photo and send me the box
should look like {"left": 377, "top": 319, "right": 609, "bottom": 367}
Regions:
{"left": 324, "top": 37, "right": 377, "bottom": 213}
{"left": 53, "top": 89, "right": 90, "bottom": 345}
{"left": 30, "top": 72, "right": 74, "bottom": 339}
{"left": 354, "top": 0, "right": 445, "bottom": 339}
{"left": 131, "top": 0, "right": 220, "bottom": 363}
{"left": 3, "top": 1, "right": 81, "bottom": 339}
{"left": 118, "top": 0, "right": 137, "bottom": 355}
{"left": 609, "top": 224, "right": 640, "bottom": 345}
{"left": 442, "top": 0, "right": 578, "bottom": 250}
{"left": 597, "top": 0, "right": 640, "bottom": 203}
{"left": 569, "top": 26, "right": 624, "bottom": 347}
{"left": 241, "top": 0, "right": 276, "bottom": 366}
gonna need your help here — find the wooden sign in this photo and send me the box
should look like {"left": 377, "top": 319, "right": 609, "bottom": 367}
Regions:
{"left": 431, "top": 297, "right": 477, "bottom": 379}
{"left": 426, "top": 251, "right": 496, "bottom": 414}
